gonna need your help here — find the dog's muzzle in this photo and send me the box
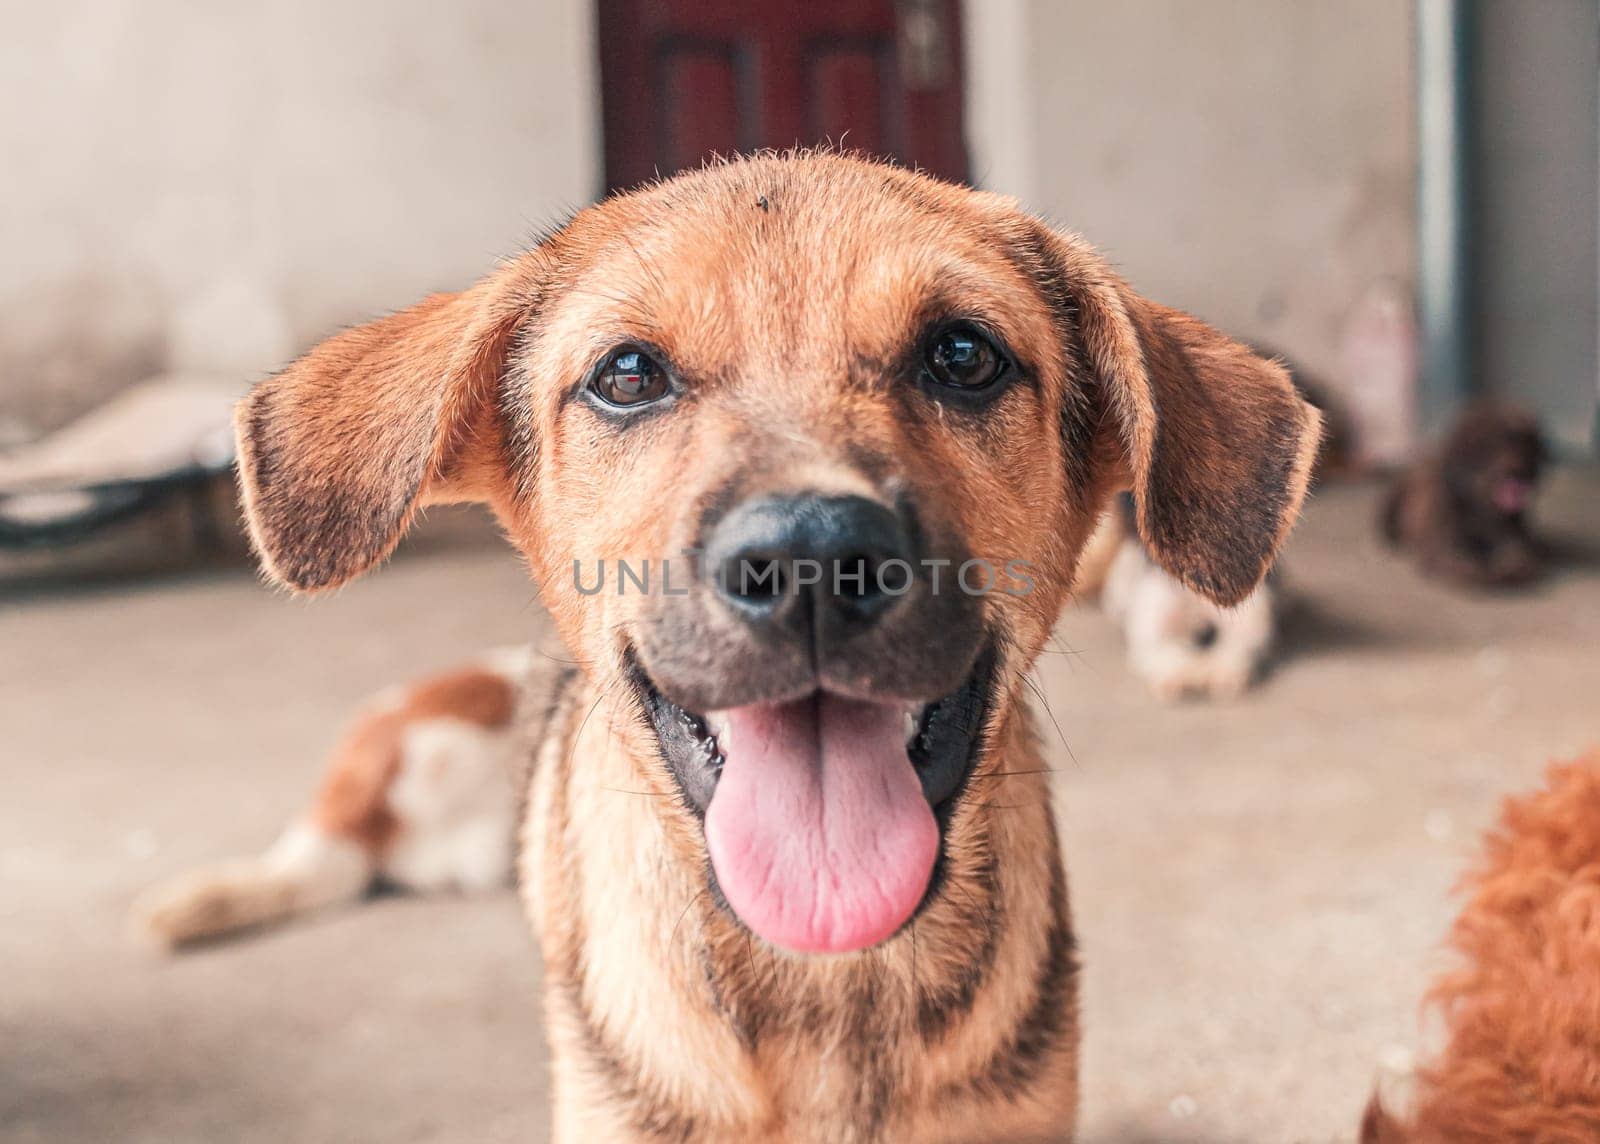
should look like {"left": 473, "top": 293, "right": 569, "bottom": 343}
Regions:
{"left": 625, "top": 488, "right": 994, "bottom": 955}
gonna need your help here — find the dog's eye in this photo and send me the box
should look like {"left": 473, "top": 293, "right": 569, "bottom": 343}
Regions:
{"left": 924, "top": 325, "right": 1006, "bottom": 391}
{"left": 591, "top": 349, "right": 670, "bottom": 408}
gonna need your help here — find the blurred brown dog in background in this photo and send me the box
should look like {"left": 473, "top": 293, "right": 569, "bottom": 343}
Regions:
{"left": 1382, "top": 401, "right": 1547, "bottom": 589}
{"left": 1362, "top": 748, "right": 1600, "bottom": 1142}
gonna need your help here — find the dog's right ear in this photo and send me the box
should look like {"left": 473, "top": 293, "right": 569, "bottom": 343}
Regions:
{"left": 235, "top": 259, "right": 546, "bottom": 592}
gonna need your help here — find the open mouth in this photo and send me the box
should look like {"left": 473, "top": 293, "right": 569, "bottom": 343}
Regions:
{"left": 630, "top": 647, "right": 995, "bottom": 955}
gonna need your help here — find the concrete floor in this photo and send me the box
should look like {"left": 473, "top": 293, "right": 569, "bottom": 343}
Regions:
{"left": 4, "top": 475, "right": 1598, "bottom": 1144}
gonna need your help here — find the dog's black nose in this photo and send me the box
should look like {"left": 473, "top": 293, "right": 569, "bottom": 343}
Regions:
{"left": 706, "top": 494, "right": 915, "bottom": 638}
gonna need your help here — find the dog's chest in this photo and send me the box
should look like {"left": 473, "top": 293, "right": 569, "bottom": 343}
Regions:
{"left": 741, "top": 1007, "right": 915, "bottom": 1141}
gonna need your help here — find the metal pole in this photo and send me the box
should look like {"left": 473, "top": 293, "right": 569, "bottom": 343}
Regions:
{"left": 1415, "top": 0, "right": 1474, "bottom": 435}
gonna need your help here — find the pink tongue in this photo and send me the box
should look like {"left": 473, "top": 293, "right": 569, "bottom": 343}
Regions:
{"left": 1495, "top": 479, "right": 1531, "bottom": 513}
{"left": 704, "top": 695, "right": 938, "bottom": 954}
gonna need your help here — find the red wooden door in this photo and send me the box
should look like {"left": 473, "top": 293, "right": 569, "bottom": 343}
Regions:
{"left": 597, "top": 0, "right": 967, "bottom": 193}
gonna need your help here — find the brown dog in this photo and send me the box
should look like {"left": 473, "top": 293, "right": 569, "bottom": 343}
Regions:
{"left": 194, "top": 153, "right": 1317, "bottom": 1141}
{"left": 1362, "top": 749, "right": 1600, "bottom": 1143}
{"left": 1382, "top": 401, "right": 1547, "bottom": 588}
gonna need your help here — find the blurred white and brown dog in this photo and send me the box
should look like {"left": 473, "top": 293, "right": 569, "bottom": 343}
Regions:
{"left": 133, "top": 647, "right": 537, "bottom": 945}
{"left": 1081, "top": 494, "right": 1279, "bottom": 702}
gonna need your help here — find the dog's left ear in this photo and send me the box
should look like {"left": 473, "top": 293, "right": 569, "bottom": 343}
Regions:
{"left": 235, "top": 258, "right": 545, "bottom": 593}
{"left": 1035, "top": 227, "right": 1322, "bottom": 606}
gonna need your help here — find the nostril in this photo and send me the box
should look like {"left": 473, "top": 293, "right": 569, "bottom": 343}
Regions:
{"left": 832, "top": 553, "right": 893, "bottom": 609}
{"left": 719, "top": 554, "right": 788, "bottom": 607}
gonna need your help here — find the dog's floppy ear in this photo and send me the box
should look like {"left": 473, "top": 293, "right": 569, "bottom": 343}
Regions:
{"left": 235, "top": 260, "right": 543, "bottom": 592}
{"left": 1037, "top": 227, "right": 1321, "bottom": 605}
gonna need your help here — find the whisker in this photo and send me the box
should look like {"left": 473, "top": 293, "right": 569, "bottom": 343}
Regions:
{"left": 1038, "top": 633, "right": 1102, "bottom": 678}
{"left": 599, "top": 785, "right": 670, "bottom": 798}
{"left": 1022, "top": 672, "right": 1080, "bottom": 770}
{"left": 1039, "top": 634, "right": 1089, "bottom": 658}
{"left": 565, "top": 670, "right": 623, "bottom": 774}
{"left": 670, "top": 887, "right": 709, "bottom": 948}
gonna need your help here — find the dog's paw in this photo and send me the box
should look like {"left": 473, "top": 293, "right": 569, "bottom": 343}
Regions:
{"left": 1198, "top": 656, "right": 1257, "bottom": 702}
{"left": 1488, "top": 542, "right": 1542, "bottom": 585}
{"left": 1134, "top": 649, "right": 1208, "bottom": 703}
{"left": 1146, "top": 667, "right": 1195, "bottom": 704}
{"left": 1132, "top": 640, "right": 1263, "bottom": 703}
{"left": 128, "top": 865, "right": 266, "bottom": 951}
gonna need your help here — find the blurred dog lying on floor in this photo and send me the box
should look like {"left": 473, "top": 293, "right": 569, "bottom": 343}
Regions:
{"left": 1075, "top": 355, "right": 1347, "bottom": 701}
{"left": 1362, "top": 748, "right": 1600, "bottom": 1142}
{"left": 134, "top": 650, "right": 532, "bottom": 945}
{"left": 130, "top": 152, "right": 1320, "bottom": 1142}
{"left": 1382, "top": 401, "right": 1547, "bottom": 589}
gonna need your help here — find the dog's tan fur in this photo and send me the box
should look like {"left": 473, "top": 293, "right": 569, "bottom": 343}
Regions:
{"left": 218, "top": 153, "right": 1317, "bottom": 1141}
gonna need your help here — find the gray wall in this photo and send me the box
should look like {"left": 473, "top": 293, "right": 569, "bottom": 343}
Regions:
{"left": 968, "top": 1, "right": 1419, "bottom": 461}
{"left": 10, "top": 3, "right": 1591, "bottom": 457}
{"left": 0, "top": 0, "right": 598, "bottom": 434}
{"left": 1472, "top": 0, "right": 1599, "bottom": 454}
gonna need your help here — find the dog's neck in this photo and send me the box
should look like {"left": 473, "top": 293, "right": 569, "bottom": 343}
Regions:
{"left": 525, "top": 682, "right": 1077, "bottom": 1139}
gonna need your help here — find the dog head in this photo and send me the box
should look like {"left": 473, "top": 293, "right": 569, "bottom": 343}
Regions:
{"left": 1441, "top": 401, "right": 1546, "bottom": 520}
{"left": 236, "top": 153, "right": 1319, "bottom": 955}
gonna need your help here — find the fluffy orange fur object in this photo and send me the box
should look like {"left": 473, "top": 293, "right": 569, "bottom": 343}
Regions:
{"left": 1364, "top": 749, "right": 1600, "bottom": 1143}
